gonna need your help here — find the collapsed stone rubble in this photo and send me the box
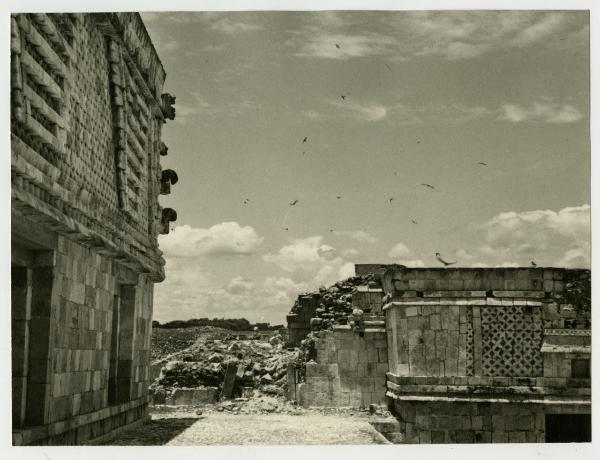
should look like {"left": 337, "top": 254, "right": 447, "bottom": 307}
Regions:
{"left": 149, "top": 328, "right": 297, "bottom": 406}
{"left": 289, "top": 273, "right": 379, "bottom": 329}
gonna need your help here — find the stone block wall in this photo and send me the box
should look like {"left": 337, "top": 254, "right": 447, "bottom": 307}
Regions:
{"left": 295, "top": 327, "right": 388, "bottom": 408}
{"left": 381, "top": 267, "right": 591, "bottom": 443}
{"left": 391, "top": 400, "right": 545, "bottom": 443}
{"left": 11, "top": 12, "right": 174, "bottom": 445}
{"left": 12, "top": 235, "right": 155, "bottom": 445}
{"left": 352, "top": 286, "right": 384, "bottom": 315}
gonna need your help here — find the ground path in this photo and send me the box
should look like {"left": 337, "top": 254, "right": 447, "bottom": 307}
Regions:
{"left": 101, "top": 409, "right": 388, "bottom": 445}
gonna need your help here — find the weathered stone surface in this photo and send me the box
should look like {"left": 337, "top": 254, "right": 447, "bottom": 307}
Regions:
{"left": 165, "top": 387, "right": 218, "bottom": 405}
{"left": 11, "top": 12, "right": 174, "bottom": 445}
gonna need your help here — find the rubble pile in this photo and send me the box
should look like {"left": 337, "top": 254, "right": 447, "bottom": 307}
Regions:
{"left": 150, "top": 330, "right": 298, "bottom": 404}
{"left": 290, "top": 273, "right": 379, "bottom": 330}
{"left": 151, "top": 326, "right": 234, "bottom": 360}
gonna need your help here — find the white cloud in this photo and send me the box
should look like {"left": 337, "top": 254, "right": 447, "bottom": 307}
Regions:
{"left": 337, "top": 230, "right": 377, "bottom": 244}
{"left": 396, "top": 259, "right": 426, "bottom": 268}
{"left": 510, "top": 13, "right": 567, "bottom": 46}
{"left": 468, "top": 204, "right": 590, "bottom": 268}
{"left": 263, "top": 276, "right": 307, "bottom": 295}
{"left": 338, "top": 262, "right": 356, "bottom": 279}
{"left": 289, "top": 11, "right": 586, "bottom": 62}
{"left": 225, "top": 276, "right": 255, "bottom": 294}
{"left": 387, "top": 242, "right": 413, "bottom": 259}
{"left": 317, "top": 244, "right": 338, "bottom": 260}
{"left": 263, "top": 236, "right": 358, "bottom": 291}
{"left": 293, "top": 32, "right": 395, "bottom": 60}
{"left": 341, "top": 248, "right": 360, "bottom": 258}
{"left": 397, "top": 11, "right": 585, "bottom": 60}
{"left": 445, "top": 41, "right": 488, "bottom": 59}
{"left": 332, "top": 100, "right": 388, "bottom": 122}
{"left": 310, "top": 101, "right": 493, "bottom": 125}
{"left": 498, "top": 100, "right": 583, "bottom": 124}
{"left": 160, "top": 222, "right": 263, "bottom": 258}
{"left": 156, "top": 270, "right": 306, "bottom": 325}
{"left": 263, "top": 236, "right": 337, "bottom": 272}
{"left": 210, "top": 18, "right": 263, "bottom": 34}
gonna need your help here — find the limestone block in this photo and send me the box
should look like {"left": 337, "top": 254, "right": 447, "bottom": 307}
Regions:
{"left": 378, "top": 348, "right": 388, "bottom": 363}
{"left": 405, "top": 306, "right": 419, "bottom": 317}
{"left": 166, "top": 387, "right": 218, "bottom": 405}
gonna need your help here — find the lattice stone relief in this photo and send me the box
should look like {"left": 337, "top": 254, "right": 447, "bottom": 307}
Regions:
{"left": 480, "top": 306, "right": 543, "bottom": 377}
{"left": 465, "top": 307, "right": 474, "bottom": 376}
{"left": 11, "top": 14, "right": 73, "bottom": 166}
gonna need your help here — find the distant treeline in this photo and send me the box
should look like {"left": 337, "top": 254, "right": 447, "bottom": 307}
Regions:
{"left": 152, "top": 317, "right": 284, "bottom": 331}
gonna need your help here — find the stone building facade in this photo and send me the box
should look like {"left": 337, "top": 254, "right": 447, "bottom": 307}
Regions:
{"left": 382, "top": 267, "right": 591, "bottom": 443}
{"left": 289, "top": 265, "right": 591, "bottom": 443}
{"left": 11, "top": 13, "right": 176, "bottom": 445}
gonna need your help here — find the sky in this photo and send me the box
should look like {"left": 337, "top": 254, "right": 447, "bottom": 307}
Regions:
{"left": 139, "top": 10, "right": 590, "bottom": 325}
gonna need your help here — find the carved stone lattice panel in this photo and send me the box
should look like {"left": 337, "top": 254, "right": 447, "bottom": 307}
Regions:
{"left": 465, "top": 307, "right": 474, "bottom": 376}
{"left": 480, "top": 306, "right": 543, "bottom": 377}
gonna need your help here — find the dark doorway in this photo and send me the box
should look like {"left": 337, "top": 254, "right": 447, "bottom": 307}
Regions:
{"left": 108, "top": 284, "right": 136, "bottom": 404}
{"left": 12, "top": 264, "right": 31, "bottom": 428}
{"left": 545, "top": 414, "right": 591, "bottom": 442}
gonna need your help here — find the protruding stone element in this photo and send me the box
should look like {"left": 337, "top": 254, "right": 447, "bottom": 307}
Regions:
{"left": 158, "top": 207, "right": 177, "bottom": 234}
{"left": 159, "top": 141, "right": 168, "bottom": 156}
{"left": 161, "top": 93, "right": 176, "bottom": 120}
{"left": 159, "top": 169, "right": 178, "bottom": 194}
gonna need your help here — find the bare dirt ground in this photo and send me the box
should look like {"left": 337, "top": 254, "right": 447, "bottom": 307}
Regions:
{"left": 100, "top": 406, "right": 388, "bottom": 445}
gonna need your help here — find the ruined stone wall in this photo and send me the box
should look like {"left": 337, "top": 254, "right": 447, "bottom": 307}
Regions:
{"left": 286, "top": 272, "right": 381, "bottom": 346}
{"left": 295, "top": 327, "right": 388, "bottom": 408}
{"left": 286, "top": 295, "right": 318, "bottom": 347}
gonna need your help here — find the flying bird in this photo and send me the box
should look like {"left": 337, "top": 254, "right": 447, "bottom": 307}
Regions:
{"left": 385, "top": 63, "right": 392, "bottom": 71}
{"left": 411, "top": 220, "right": 418, "bottom": 224}
{"left": 285, "top": 227, "right": 288, "bottom": 231}
{"left": 336, "top": 196, "right": 341, "bottom": 199}
{"left": 478, "top": 162, "right": 488, "bottom": 166}
{"left": 289, "top": 199, "right": 299, "bottom": 206}
{"left": 416, "top": 139, "right": 421, "bottom": 144}
{"left": 335, "top": 44, "right": 340, "bottom": 49}
{"left": 421, "top": 183, "right": 435, "bottom": 190}
{"left": 341, "top": 92, "right": 351, "bottom": 100}
{"left": 531, "top": 261, "right": 537, "bottom": 267}
{"left": 435, "top": 252, "right": 456, "bottom": 267}
{"left": 243, "top": 198, "right": 250, "bottom": 204}
{"left": 389, "top": 198, "right": 394, "bottom": 203}
{"left": 329, "top": 229, "right": 334, "bottom": 233}
{"left": 302, "top": 136, "right": 308, "bottom": 143}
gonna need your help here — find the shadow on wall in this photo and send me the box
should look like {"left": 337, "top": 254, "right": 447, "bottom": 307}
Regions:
{"left": 96, "top": 417, "right": 200, "bottom": 445}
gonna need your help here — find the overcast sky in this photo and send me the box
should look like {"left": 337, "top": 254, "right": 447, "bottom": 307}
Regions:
{"left": 140, "top": 10, "right": 590, "bottom": 324}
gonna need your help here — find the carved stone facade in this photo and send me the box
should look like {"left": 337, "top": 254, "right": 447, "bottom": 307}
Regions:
{"left": 382, "top": 267, "right": 591, "bottom": 443}
{"left": 11, "top": 13, "right": 176, "bottom": 445}
{"left": 289, "top": 265, "right": 591, "bottom": 443}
